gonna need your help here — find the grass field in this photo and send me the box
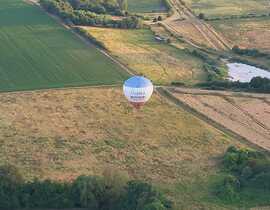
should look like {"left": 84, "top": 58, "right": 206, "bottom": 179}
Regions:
{"left": 0, "top": 0, "right": 128, "bottom": 92}
{"left": 85, "top": 27, "right": 207, "bottom": 85}
{"left": 211, "top": 18, "right": 270, "bottom": 52}
{"left": 0, "top": 87, "right": 245, "bottom": 209}
{"left": 128, "top": 0, "right": 167, "bottom": 13}
{"left": 182, "top": 0, "right": 270, "bottom": 18}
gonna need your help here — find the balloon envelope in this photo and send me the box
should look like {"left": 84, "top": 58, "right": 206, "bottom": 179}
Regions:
{"left": 123, "top": 76, "right": 153, "bottom": 109}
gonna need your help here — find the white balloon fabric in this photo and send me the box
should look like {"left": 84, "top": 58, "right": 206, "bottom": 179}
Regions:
{"left": 123, "top": 76, "right": 154, "bottom": 109}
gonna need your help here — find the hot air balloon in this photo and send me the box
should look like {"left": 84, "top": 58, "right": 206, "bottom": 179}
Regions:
{"left": 123, "top": 76, "right": 154, "bottom": 109}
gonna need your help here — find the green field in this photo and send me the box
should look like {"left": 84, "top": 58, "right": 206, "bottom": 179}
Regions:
{"left": 183, "top": 0, "right": 270, "bottom": 18}
{"left": 0, "top": 0, "right": 129, "bottom": 92}
{"left": 128, "top": 0, "right": 167, "bottom": 13}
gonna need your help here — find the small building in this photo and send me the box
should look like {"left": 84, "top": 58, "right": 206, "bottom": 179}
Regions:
{"left": 155, "top": 36, "right": 166, "bottom": 42}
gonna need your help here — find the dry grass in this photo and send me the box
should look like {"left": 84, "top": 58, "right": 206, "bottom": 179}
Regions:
{"left": 84, "top": 27, "right": 207, "bottom": 85}
{"left": 0, "top": 87, "right": 236, "bottom": 180}
{"left": 0, "top": 87, "right": 244, "bottom": 209}
{"left": 171, "top": 88, "right": 270, "bottom": 150}
{"left": 183, "top": 0, "right": 270, "bottom": 18}
{"left": 211, "top": 18, "right": 270, "bottom": 52}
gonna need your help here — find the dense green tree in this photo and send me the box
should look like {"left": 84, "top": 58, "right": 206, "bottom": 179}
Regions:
{"left": 0, "top": 164, "right": 172, "bottom": 210}
{"left": 120, "top": 180, "right": 172, "bottom": 210}
{"left": 40, "top": 0, "right": 142, "bottom": 28}
{"left": 216, "top": 146, "right": 270, "bottom": 201}
{"left": 0, "top": 165, "right": 23, "bottom": 209}
{"left": 71, "top": 175, "right": 106, "bottom": 209}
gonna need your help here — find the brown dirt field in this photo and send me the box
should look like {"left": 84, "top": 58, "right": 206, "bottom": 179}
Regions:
{"left": 165, "top": 19, "right": 213, "bottom": 48}
{"left": 0, "top": 87, "right": 242, "bottom": 184}
{"left": 171, "top": 88, "right": 270, "bottom": 150}
{"left": 211, "top": 18, "right": 270, "bottom": 52}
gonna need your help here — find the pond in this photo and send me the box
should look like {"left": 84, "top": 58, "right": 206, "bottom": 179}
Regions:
{"left": 227, "top": 63, "right": 270, "bottom": 82}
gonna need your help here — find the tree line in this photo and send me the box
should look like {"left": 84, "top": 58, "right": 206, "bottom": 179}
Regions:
{"left": 0, "top": 165, "right": 172, "bottom": 210}
{"left": 232, "top": 46, "right": 270, "bottom": 58}
{"left": 67, "top": 0, "right": 127, "bottom": 16}
{"left": 199, "top": 76, "right": 270, "bottom": 93}
{"left": 199, "top": 12, "right": 270, "bottom": 21}
{"left": 40, "top": 0, "right": 143, "bottom": 29}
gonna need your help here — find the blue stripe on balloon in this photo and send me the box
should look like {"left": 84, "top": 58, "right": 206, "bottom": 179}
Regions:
{"left": 124, "top": 76, "right": 152, "bottom": 88}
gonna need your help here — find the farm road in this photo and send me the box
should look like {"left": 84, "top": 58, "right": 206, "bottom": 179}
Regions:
{"left": 162, "top": 0, "right": 231, "bottom": 50}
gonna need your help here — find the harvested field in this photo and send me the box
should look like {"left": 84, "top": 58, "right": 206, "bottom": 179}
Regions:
{"left": 84, "top": 27, "right": 207, "bottom": 85}
{"left": 170, "top": 88, "right": 270, "bottom": 150}
{"left": 182, "top": 0, "right": 270, "bottom": 18}
{"left": 165, "top": 19, "right": 212, "bottom": 48}
{"left": 0, "top": 87, "right": 244, "bottom": 209}
{"left": 211, "top": 18, "right": 270, "bottom": 52}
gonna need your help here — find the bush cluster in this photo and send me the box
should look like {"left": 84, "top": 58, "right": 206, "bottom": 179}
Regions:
{"left": 40, "top": 0, "right": 142, "bottom": 29}
{"left": 215, "top": 146, "right": 270, "bottom": 201}
{"left": 0, "top": 165, "right": 172, "bottom": 210}
{"left": 232, "top": 46, "right": 270, "bottom": 58}
{"left": 199, "top": 76, "right": 270, "bottom": 93}
{"left": 67, "top": 0, "right": 127, "bottom": 16}
{"left": 189, "top": 49, "right": 226, "bottom": 81}
{"left": 204, "top": 13, "right": 270, "bottom": 21}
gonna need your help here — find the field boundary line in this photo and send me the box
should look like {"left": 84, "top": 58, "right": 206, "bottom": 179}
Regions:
{"left": 160, "top": 22, "right": 204, "bottom": 50}
{"left": 25, "top": 0, "right": 135, "bottom": 77}
{"left": 156, "top": 87, "right": 270, "bottom": 153}
{"left": 179, "top": 0, "right": 231, "bottom": 50}
{"left": 164, "top": 0, "right": 231, "bottom": 50}
{"left": 0, "top": 84, "right": 122, "bottom": 95}
{"left": 169, "top": 87, "right": 270, "bottom": 100}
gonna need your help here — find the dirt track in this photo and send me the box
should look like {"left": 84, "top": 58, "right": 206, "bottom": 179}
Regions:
{"left": 162, "top": 0, "right": 231, "bottom": 50}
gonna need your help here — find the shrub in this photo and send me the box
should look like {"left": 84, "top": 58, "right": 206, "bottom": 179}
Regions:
{"left": 223, "top": 147, "right": 251, "bottom": 173}
{"left": 120, "top": 180, "right": 172, "bottom": 210}
{"left": 198, "top": 77, "right": 270, "bottom": 93}
{"left": 198, "top": 13, "right": 205, "bottom": 19}
{"left": 157, "top": 16, "right": 162, "bottom": 21}
{"left": 232, "top": 46, "right": 269, "bottom": 57}
{"left": 250, "top": 77, "right": 270, "bottom": 92}
{"left": 215, "top": 175, "right": 240, "bottom": 202}
{"left": 222, "top": 146, "right": 270, "bottom": 175}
